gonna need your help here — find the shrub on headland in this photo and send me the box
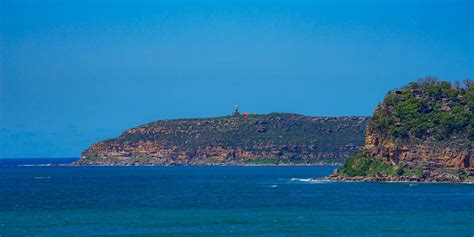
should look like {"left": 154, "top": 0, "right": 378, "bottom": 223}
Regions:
{"left": 369, "top": 77, "right": 473, "bottom": 142}
{"left": 338, "top": 155, "right": 396, "bottom": 177}
{"left": 338, "top": 155, "right": 426, "bottom": 178}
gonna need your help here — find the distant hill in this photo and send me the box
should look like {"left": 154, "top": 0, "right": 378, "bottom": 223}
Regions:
{"left": 75, "top": 113, "right": 368, "bottom": 166}
{"left": 328, "top": 78, "right": 473, "bottom": 182}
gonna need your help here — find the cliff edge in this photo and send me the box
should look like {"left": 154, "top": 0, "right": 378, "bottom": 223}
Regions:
{"left": 327, "top": 78, "right": 473, "bottom": 183}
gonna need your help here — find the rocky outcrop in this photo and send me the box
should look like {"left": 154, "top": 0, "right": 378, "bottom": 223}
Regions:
{"left": 75, "top": 113, "right": 368, "bottom": 166}
{"left": 326, "top": 167, "right": 470, "bottom": 183}
{"left": 326, "top": 78, "right": 474, "bottom": 183}
{"left": 362, "top": 129, "right": 472, "bottom": 170}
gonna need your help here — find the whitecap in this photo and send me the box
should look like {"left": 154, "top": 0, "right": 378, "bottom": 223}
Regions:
{"left": 33, "top": 176, "right": 51, "bottom": 179}
{"left": 290, "top": 178, "right": 328, "bottom": 183}
{"left": 19, "top": 164, "right": 52, "bottom": 167}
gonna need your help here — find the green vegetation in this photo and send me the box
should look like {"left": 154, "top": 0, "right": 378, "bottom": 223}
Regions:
{"left": 113, "top": 113, "right": 367, "bottom": 156}
{"left": 370, "top": 78, "right": 473, "bottom": 142}
{"left": 336, "top": 78, "right": 473, "bottom": 180}
{"left": 83, "top": 155, "right": 98, "bottom": 161}
{"left": 338, "top": 155, "right": 426, "bottom": 178}
{"left": 202, "top": 157, "right": 224, "bottom": 164}
{"left": 286, "top": 157, "right": 346, "bottom": 165}
{"left": 395, "top": 166, "right": 423, "bottom": 178}
{"left": 242, "top": 157, "right": 344, "bottom": 165}
{"left": 80, "top": 113, "right": 369, "bottom": 165}
{"left": 244, "top": 157, "right": 280, "bottom": 165}
{"left": 338, "top": 155, "right": 396, "bottom": 177}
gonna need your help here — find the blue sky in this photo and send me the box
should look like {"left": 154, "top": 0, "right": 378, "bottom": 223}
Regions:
{"left": 0, "top": 0, "right": 473, "bottom": 158}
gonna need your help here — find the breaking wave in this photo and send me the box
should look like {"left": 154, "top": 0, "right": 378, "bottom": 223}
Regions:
{"left": 290, "top": 178, "right": 329, "bottom": 184}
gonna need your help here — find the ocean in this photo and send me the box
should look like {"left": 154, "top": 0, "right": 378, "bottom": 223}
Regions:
{"left": 0, "top": 159, "right": 473, "bottom": 236}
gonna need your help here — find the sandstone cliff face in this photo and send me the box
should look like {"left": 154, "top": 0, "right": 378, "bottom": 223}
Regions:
{"left": 362, "top": 124, "right": 472, "bottom": 170}
{"left": 360, "top": 82, "right": 473, "bottom": 172}
{"left": 75, "top": 113, "right": 368, "bottom": 166}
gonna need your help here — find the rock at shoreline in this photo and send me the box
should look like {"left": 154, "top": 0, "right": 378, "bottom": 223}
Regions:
{"left": 327, "top": 78, "right": 474, "bottom": 183}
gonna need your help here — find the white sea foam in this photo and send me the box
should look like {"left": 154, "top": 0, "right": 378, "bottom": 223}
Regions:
{"left": 290, "top": 178, "right": 328, "bottom": 184}
{"left": 19, "top": 164, "right": 52, "bottom": 167}
{"left": 33, "top": 176, "right": 51, "bottom": 179}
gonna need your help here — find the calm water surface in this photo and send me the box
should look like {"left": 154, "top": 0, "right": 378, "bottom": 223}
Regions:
{"left": 0, "top": 159, "right": 473, "bottom": 236}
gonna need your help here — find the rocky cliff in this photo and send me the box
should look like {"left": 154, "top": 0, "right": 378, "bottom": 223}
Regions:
{"left": 75, "top": 113, "right": 368, "bottom": 166}
{"left": 327, "top": 78, "right": 473, "bottom": 182}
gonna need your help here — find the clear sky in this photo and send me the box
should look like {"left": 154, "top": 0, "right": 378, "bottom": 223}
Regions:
{"left": 0, "top": 0, "right": 473, "bottom": 158}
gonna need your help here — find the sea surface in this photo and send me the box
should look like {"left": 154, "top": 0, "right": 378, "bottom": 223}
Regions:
{"left": 0, "top": 159, "right": 473, "bottom": 236}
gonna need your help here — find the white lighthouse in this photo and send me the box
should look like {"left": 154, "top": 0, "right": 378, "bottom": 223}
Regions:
{"left": 232, "top": 105, "right": 241, "bottom": 116}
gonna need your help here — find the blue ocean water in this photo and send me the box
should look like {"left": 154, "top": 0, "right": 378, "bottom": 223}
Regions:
{"left": 0, "top": 159, "right": 473, "bottom": 236}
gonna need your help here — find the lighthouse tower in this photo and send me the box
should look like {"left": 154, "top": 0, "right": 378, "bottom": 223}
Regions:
{"left": 232, "top": 105, "right": 241, "bottom": 116}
